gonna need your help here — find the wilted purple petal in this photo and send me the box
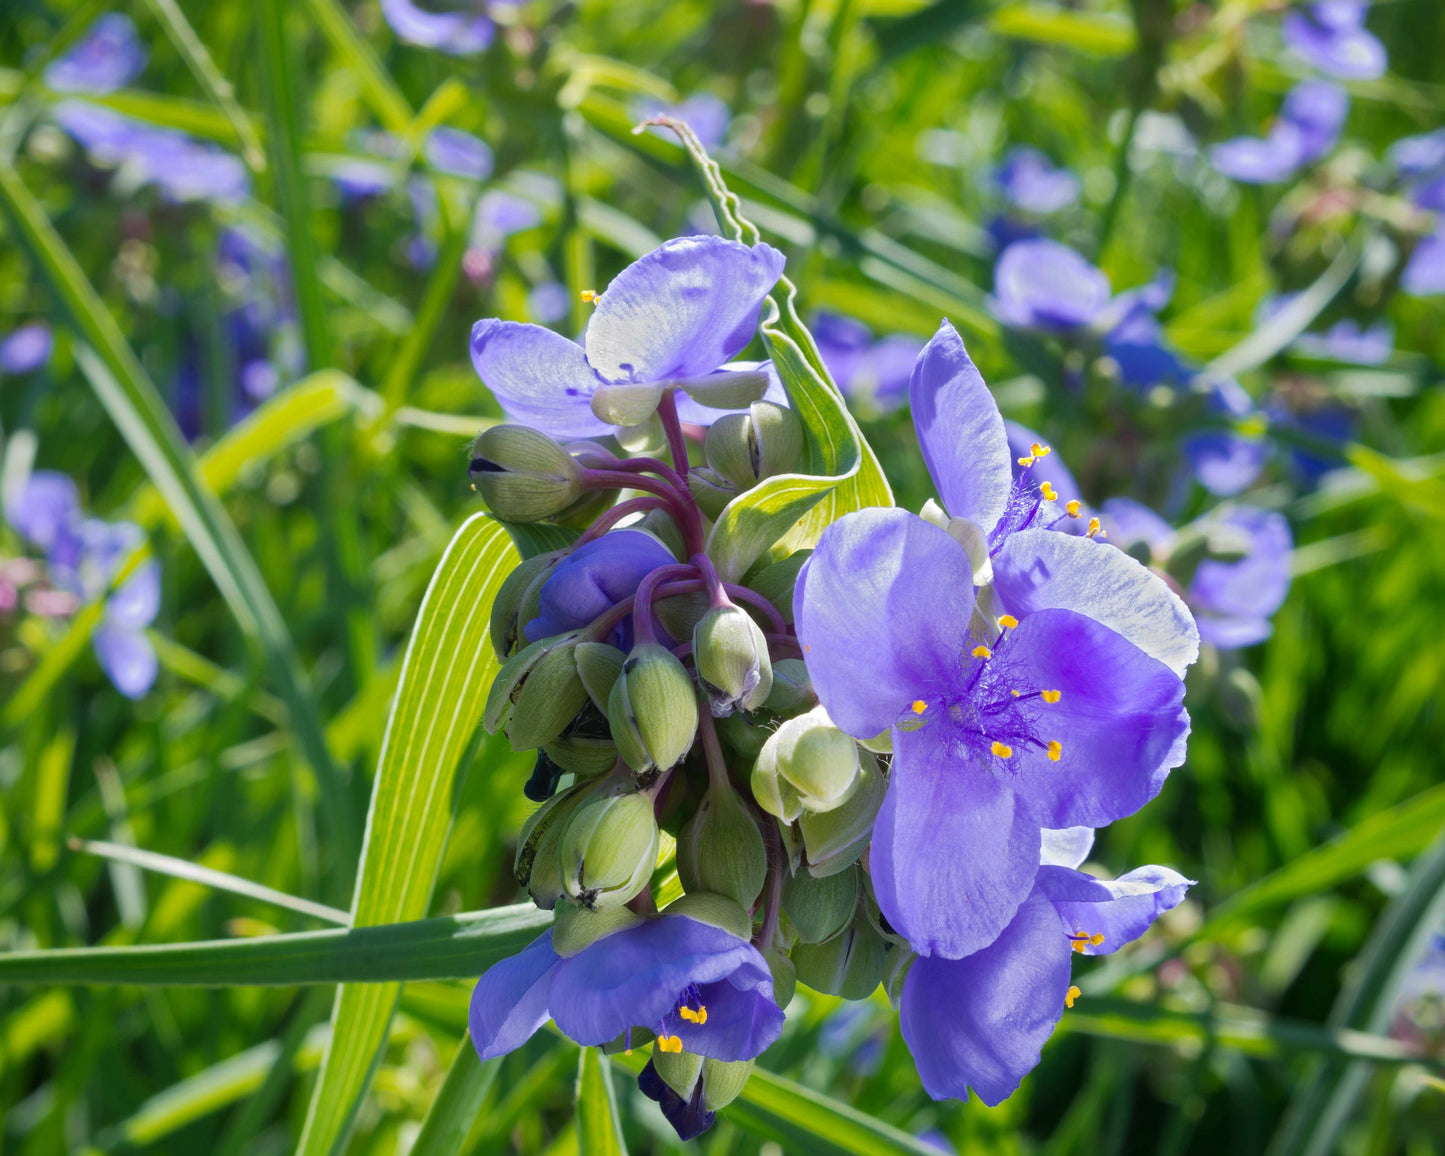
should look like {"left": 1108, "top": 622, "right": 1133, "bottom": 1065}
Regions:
{"left": 526, "top": 529, "right": 676, "bottom": 645}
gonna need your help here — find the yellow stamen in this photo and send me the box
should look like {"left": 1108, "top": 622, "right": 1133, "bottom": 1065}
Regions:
{"left": 991, "top": 741, "right": 1012, "bottom": 758}
{"left": 696, "top": 1006, "right": 707, "bottom": 1024}
{"left": 1086, "top": 517, "right": 1104, "bottom": 538}
{"left": 580, "top": 289, "right": 598, "bottom": 303}
{"left": 1090, "top": 932, "right": 1105, "bottom": 946}
{"left": 911, "top": 699, "right": 928, "bottom": 715}
{"left": 1047, "top": 740, "right": 1062, "bottom": 761}
{"left": 656, "top": 1035, "right": 683, "bottom": 1053}
{"left": 1010, "top": 689, "right": 1021, "bottom": 697}
{"left": 1017, "top": 455, "right": 1035, "bottom": 467}
{"left": 972, "top": 645, "right": 992, "bottom": 659}
{"left": 1065, "top": 985, "right": 1081, "bottom": 1008}
{"left": 996, "top": 614, "right": 1019, "bottom": 629}
{"left": 1071, "top": 938, "right": 1088, "bottom": 953}
{"left": 1040, "top": 482, "right": 1058, "bottom": 502}
{"left": 1041, "top": 689, "right": 1061, "bottom": 704}
{"left": 1065, "top": 500, "right": 1081, "bottom": 518}
{"left": 678, "top": 1006, "right": 709, "bottom": 1024}
{"left": 1031, "top": 442, "right": 1051, "bottom": 458}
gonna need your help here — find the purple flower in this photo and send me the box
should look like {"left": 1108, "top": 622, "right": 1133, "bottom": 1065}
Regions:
{"left": 44, "top": 14, "right": 147, "bottom": 94}
{"left": 1181, "top": 377, "right": 1267, "bottom": 496}
{"left": 527, "top": 281, "right": 571, "bottom": 325}
{"left": 900, "top": 835, "right": 1191, "bottom": 1103}
{"left": 1402, "top": 227, "right": 1445, "bottom": 297}
{"left": 1292, "top": 318, "right": 1393, "bottom": 364}
{"left": 812, "top": 313, "right": 924, "bottom": 413}
{"left": 379, "top": 0, "right": 498, "bottom": 54}
{"left": 469, "top": 915, "right": 785, "bottom": 1061}
{"left": 793, "top": 323, "right": 1195, "bottom": 959}
{"left": 0, "top": 323, "right": 54, "bottom": 375}
{"left": 470, "top": 236, "right": 785, "bottom": 438}
{"left": 4, "top": 471, "right": 80, "bottom": 553}
{"left": 995, "top": 147, "right": 1080, "bottom": 215}
{"left": 1102, "top": 500, "right": 1293, "bottom": 648}
{"left": 472, "top": 190, "right": 542, "bottom": 250}
{"left": 1004, "top": 422, "right": 1084, "bottom": 525}
{"left": 990, "top": 240, "right": 1111, "bottom": 334}
{"left": 1210, "top": 81, "right": 1348, "bottom": 184}
{"left": 424, "top": 128, "right": 494, "bottom": 181}
{"left": 1282, "top": 2, "right": 1386, "bottom": 80}
{"left": 526, "top": 530, "right": 677, "bottom": 646}
{"left": 638, "top": 94, "right": 732, "bottom": 151}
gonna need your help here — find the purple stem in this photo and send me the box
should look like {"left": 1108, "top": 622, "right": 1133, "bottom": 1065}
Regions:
{"left": 575, "top": 495, "right": 670, "bottom": 546}
{"left": 725, "top": 584, "right": 788, "bottom": 635}
{"left": 631, "top": 563, "right": 700, "bottom": 644}
{"left": 657, "top": 389, "right": 690, "bottom": 481}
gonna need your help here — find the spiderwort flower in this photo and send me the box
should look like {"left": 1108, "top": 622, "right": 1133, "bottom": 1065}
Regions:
{"left": 469, "top": 915, "right": 785, "bottom": 1062}
{"left": 44, "top": 14, "right": 147, "bottom": 94}
{"left": 424, "top": 127, "right": 494, "bottom": 181}
{"left": 379, "top": 0, "right": 510, "bottom": 54}
{"left": 812, "top": 313, "right": 924, "bottom": 413}
{"left": 1210, "top": 80, "right": 1348, "bottom": 185}
{"left": 469, "top": 236, "right": 785, "bottom": 437}
{"left": 994, "top": 147, "right": 1080, "bottom": 215}
{"left": 1282, "top": 2, "right": 1386, "bottom": 80}
{"left": 525, "top": 530, "right": 677, "bottom": 646}
{"left": 0, "top": 323, "right": 54, "bottom": 375}
{"left": 638, "top": 94, "right": 732, "bottom": 151}
{"left": 989, "top": 240, "right": 1112, "bottom": 335}
{"left": 899, "top": 831, "right": 1191, "bottom": 1103}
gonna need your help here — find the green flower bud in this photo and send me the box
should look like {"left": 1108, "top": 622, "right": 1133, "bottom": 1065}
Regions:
{"left": 550, "top": 901, "right": 643, "bottom": 957}
{"left": 782, "top": 863, "right": 861, "bottom": 945}
{"left": 484, "top": 633, "right": 589, "bottom": 752}
{"left": 747, "top": 551, "right": 809, "bottom": 627}
{"left": 716, "top": 712, "right": 769, "bottom": 762}
{"left": 790, "top": 910, "right": 887, "bottom": 1000}
{"left": 762, "top": 944, "right": 797, "bottom": 1009}
{"left": 750, "top": 735, "right": 802, "bottom": 823}
{"left": 469, "top": 425, "right": 584, "bottom": 522}
{"left": 574, "top": 642, "right": 626, "bottom": 714}
{"left": 687, "top": 467, "right": 742, "bottom": 521}
{"left": 608, "top": 643, "right": 699, "bottom": 774}
{"left": 704, "top": 402, "right": 803, "bottom": 491}
{"left": 700, "top": 1058, "right": 754, "bottom": 1112}
{"left": 514, "top": 786, "right": 586, "bottom": 910}
{"left": 662, "top": 892, "right": 753, "bottom": 941}
{"left": 763, "top": 659, "right": 813, "bottom": 715}
{"left": 694, "top": 605, "right": 773, "bottom": 716}
{"left": 490, "top": 550, "right": 563, "bottom": 660}
{"left": 634, "top": 506, "right": 687, "bottom": 559}
{"left": 676, "top": 782, "right": 768, "bottom": 910}
{"left": 752, "top": 706, "right": 860, "bottom": 820}
{"left": 798, "top": 753, "right": 886, "bottom": 877}
{"left": 559, "top": 790, "right": 661, "bottom": 911}
{"left": 651, "top": 589, "right": 711, "bottom": 644}
{"left": 651, "top": 1049, "right": 705, "bottom": 1098}
{"left": 542, "top": 730, "right": 617, "bottom": 777}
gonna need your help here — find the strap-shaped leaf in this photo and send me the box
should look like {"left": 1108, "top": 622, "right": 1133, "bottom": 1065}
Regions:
{"left": 576, "top": 1047, "right": 629, "bottom": 1155}
{"left": 294, "top": 513, "right": 525, "bottom": 1156}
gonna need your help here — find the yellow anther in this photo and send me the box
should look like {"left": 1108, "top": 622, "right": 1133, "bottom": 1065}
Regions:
{"left": 991, "top": 741, "right": 1012, "bottom": 758}
{"left": 972, "top": 645, "right": 992, "bottom": 660}
{"left": 656, "top": 1035, "right": 683, "bottom": 1053}
{"left": 1065, "top": 985, "right": 1081, "bottom": 1008}
{"left": 678, "top": 1005, "right": 708, "bottom": 1024}
{"left": 1090, "top": 933, "right": 1105, "bottom": 946}
{"left": 1086, "top": 517, "right": 1104, "bottom": 538}
{"left": 1010, "top": 689, "right": 1021, "bottom": 697}
{"left": 996, "top": 615, "right": 1019, "bottom": 629}
{"left": 1071, "top": 938, "right": 1088, "bottom": 953}
{"left": 1041, "top": 689, "right": 1061, "bottom": 704}
{"left": 1047, "top": 740, "right": 1062, "bottom": 761}
{"left": 911, "top": 699, "right": 928, "bottom": 715}
{"left": 1017, "top": 455, "right": 1035, "bottom": 467}
{"left": 580, "top": 289, "right": 598, "bottom": 303}
{"left": 1031, "top": 442, "right": 1051, "bottom": 458}
{"left": 1040, "top": 482, "right": 1058, "bottom": 502}
{"left": 695, "top": 1006, "right": 708, "bottom": 1024}
{"left": 1065, "top": 500, "right": 1081, "bottom": 518}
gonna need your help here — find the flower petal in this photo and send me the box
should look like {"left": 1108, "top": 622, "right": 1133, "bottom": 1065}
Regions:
{"left": 93, "top": 625, "right": 158, "bottom": 699}
{"left": 992, "top": 528, "right": 1199, "bottom": 677}
{"left": 899, "top": 894, "right": 1071, "bottom": 1104}
{"left": 1040, "top": 827, "right": 1095, "bottom": 869}
{"left": 1036, "top": 864, "right": 1192, "bottom": 955}
{"left": 470, "top": 319, "right": 614, "bottom": 439}
{"left": 379, "top": 0, "right": 494, "bottom": 54}
{"left": 468, "top": 932, "right": 560, "bottom": 1061}
{"left": 4, "top": 471, "right": 80, "bottom": 553}
{"left": 665, "top": 973, "right": 786, "bottom": 1060}
{"left": 1189, "top": 507, "right": 1292, "bottom": 623}
{"left": 585, "top": 237, "right": 784, "bottom": 385}
{"left": 871, "top": 727, "right": 1041, "bottom": 959}
{"left": 995, "top": 608, "right": 1190, "bottom": 829}
{"left": 1098, "top": 498, "right": 1173, "bottom": 553}
{"left": 1182, "top": 432, "right": 1268, "bottom": 497}
{"left": 909, "top": 321, "right": 1012, "bottom": 532}
{"left": 794, "top": 508, "right": 977, "bottom": 740}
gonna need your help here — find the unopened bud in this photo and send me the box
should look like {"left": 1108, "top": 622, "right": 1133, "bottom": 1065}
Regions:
{"left": 704, "top": 402, "right": 803, "bottom": 491}
{"left": 559, "top": 789, "right": 660, "bottom": 911}
{"left": 700, "top": 1058, "right": 753, "bottom": 1111}
{"left": 676, "top": 782, "right": 768, "bottom": 910}
{"left": 574, "top": 642, "right": 626, "bottom": 713}
{"left": 542, "top": 730, "right": 617, "bottom": 777}
{"left": 752, "top": 706, "right": 860, "bottom": 821}
{"left": 763, "top": 659, "right": 813, "bottom": 715}
{"left": 550, "top": 901, "right": 643, "bottom": 957}
{"left": 514, "top": 786, "right": 586, "bottom": 909}
{"left": 687, "top": 467, "right": 741, "bottom": 521}
{"left": 662, "top": 892, "right": 753, "bottom": 941}
{"left": 790, "top": 910, "right": 887, "bottom": 1000}
{"left": 746, "top": 551, "right": 808, "bottom": 626}
{"left": 762, "top": 944, "right": 797, "bottom": 1008}
{"left": 716, "top": 712, "right": 769, "bottom": 762}
{"left": 694, "top": 605, "right": 773, "bottom": 716}
{"left": 651, "top": 588, "right": 711, "bottom": 643}
{"left": 468, "top": 425, "right": 584, "bottom": 522}
{"left": 484, "top": 634, "right": 589, "bottom": 751}
{"left": 608, "top": 643, "right": 699, "bottom": 774}
{"left": 782, "top": 863, "right": 861, "bottom": 945}
{"left": 798, "top": 753, "right": 886, "bottom": 877}
{"left": 490, "top": 550, "right": 563, "bottom": 659}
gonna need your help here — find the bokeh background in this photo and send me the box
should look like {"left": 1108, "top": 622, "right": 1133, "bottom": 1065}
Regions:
{"left": 1, "top": 1, "right": 1443, "bottom": 1154}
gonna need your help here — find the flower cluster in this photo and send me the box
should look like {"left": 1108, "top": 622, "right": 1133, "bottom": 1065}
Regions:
{"left": 464, "top": 237, "right": 1196, "bottom": 1136}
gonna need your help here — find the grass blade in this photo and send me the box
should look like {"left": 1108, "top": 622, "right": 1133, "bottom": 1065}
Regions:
{"left": 576, "top": 1047, "right": 628, "bottom": 1156}
{"left": 410, "top": 1038, "right": 500, "bottom": 1156}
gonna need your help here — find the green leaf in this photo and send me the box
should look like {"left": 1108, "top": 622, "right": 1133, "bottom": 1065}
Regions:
{"left": 576, "top": 1047, "right": 628, "bottom": 1156}
{"left": 652, "top": 118, "right": 893, "bottom": 581}
{"left": 294, "top": 513, "right": 524, "bottom": 1156}
{"left": 301, "top": 0, "right": 414, "bottom": 135}
{"left": 986, "top": 3, "right": 1136, "bottom": 56}
{"left": 0, "top": 165, "right": 357, "bottom": 868}
{"left": 410, "top": 1037, "right": 500, "bottom": 1156}
{"left": 0, "top": 904, "right": 551, "bottom": 986}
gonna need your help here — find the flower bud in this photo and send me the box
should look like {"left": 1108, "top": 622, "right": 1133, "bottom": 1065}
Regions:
{"left": 468, "top": 425, "right": 584, "bottom": 522}
{"left": 703, "top": 402, "right": 803, "bottom": 491}
{"left": 559, "top": 789, "right": 661, "bottom": 911}
{"left": 542, "top": 730, "right": 617, "bottom": 777}
{"left": 574, "top": 642, "right": 626, "bottom": 713}
{"left": 651, "top": 588, "right": 711, "bottom": 643}
{"left": 747, "top": 551, "right": 808, "bottom": 626}
{"left": 687, "top": 467, "right": 741, "bottom": 521}
{"left": 608, "top": 643, "right": 699, "bottom": 774}
{"left": 490, "top": 549, "right": 562, "bottom": 660}
{"left": 751, "top": 706, "right": 860, "bottom": 821}
{"left": 514, "top": 786, "right": 586, "bottom": 909}
{"left": 523, "top": 750, "right": 564, "bottom": 803}
{"left": 693, "top": 605, "right": 773, "bottom": 716}
{"left": 484, "top": 633, "right": 589, "bottom": 751}
{"left": 662, "top": 891, "right": 753, "bottom": 941}
{"left": 676, "top": 782, "right": 768, "bottom": 911}
{"left": 782, "top": 863, "right": 861, "bottom": 945}
{"left": 762, "top": 943, "right": 797, "bottom": 1009}
{"left": 798, "top": 753, "right": 886, "bottom": 877}
{"left": 763, "top": 658, "right": 813, "bottom": 715}
{"left": 550, "top": 901, "right": 643, "bottom": 957}
{"left": 790, "top": 910, "right": 887, "bottom": 1000}
{"left": 716, "top": 712, "right": 769, "bottom": 762}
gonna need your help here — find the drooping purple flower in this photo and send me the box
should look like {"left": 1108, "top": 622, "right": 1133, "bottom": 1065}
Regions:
{"left": 525, "top": 530, "right": 677, "bottom": 646}
{"left": 0, "top": 323, "right": 54, "bottom": 375}
{"left": 899, "top": 840, "right": 1191, "bottom": 1103}
{"left": 794, "top": 325, "right": 1194, "bottom": 960}
{"left": 1210, "top": 81, "right": 1348, "bottom": 184}
{"left": 1282, "top": 2, "right": 1386, "bottom": 80}
{"left": 812, "top": 313, "right": 924, "bottom": 413}
{"left": 424, "top": 127, "right": 494, "bottom": 181}
{"left": 989, "top": 240, "right": 1112, "bottom": 334}
{"left": 469, "top": 915, "right": 785, "bottom": 1062}
{"left": 379, "top": 0, "right": 498, "bottom": 54}
{"left": 995, "top": 147, "right": 1080, "bottom": 215}
{"left": 44, "top": 14, "right": 147, "bottom": 95}
{"left": 470, "top": 237, "right": 785, "bottom": 438}
{"left": 638, "top": 94, "right": 732, "bottom": 151}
